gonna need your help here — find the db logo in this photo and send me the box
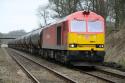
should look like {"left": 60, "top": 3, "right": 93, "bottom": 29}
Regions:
{"left": 46, "top": 34, "right": 50, "bottom": 39}
{"left": 85, "top": 35, "right": 89, "bottom": 39}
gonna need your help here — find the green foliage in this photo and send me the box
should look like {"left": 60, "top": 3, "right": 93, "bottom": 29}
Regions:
{"left": 0, "top": 33, "right": 3, "bottom": 37}
{"left": 7, "top": 30, "right": 26, "bottom": 37}
{"left": 118, "top": 58, "right": 125, "bottom": 68}
{"left": 114, "top": 0, "right": 125, "bottom": 28}
{"left": 106, "top": 26, "right": 114, "bottom": 36}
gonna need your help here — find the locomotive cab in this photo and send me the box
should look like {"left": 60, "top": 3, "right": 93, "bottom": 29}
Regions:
{"left": 66, "top": 11, "right": 105, "bottom": 63}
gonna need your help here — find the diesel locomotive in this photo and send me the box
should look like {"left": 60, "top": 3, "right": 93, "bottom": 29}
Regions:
{"left": 8, "top": 11, "right": 105, "bottom": 65}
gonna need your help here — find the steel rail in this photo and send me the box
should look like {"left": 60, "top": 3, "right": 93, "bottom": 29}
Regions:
{"left": 11, "top": 49, "right": 77, "bottom": 83}
{"left": 9, "top": 52, "right": 40, "bottom": 83}
{"left": 80, "top": 70, "right": 115, "bottom": 83}
{"left": 11, "top": 48, "right": 125, "bottom": 83}
{"left": 75, "top": 67, "right": 125, "bottom": 83}
{"left": 95, "top": 66, "right": 125, "bottom": 79}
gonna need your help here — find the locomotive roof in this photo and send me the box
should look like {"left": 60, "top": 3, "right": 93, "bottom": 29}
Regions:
{"left": 44, "top": 17, "right": 67, "bottom": 28}
{"left": 43, "top": 11, "right": 103, "bottom": 27}
{"left": 13, "top": 11, "right": 104, "bottom": 41}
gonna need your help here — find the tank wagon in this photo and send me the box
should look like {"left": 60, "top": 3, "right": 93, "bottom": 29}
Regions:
{"left": 8, "top": 11, "right": 105, "bottom": 64}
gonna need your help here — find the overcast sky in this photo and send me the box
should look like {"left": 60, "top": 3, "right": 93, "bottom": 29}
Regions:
{"left": 0, "top": 0, "right": 49, "bottom": 33}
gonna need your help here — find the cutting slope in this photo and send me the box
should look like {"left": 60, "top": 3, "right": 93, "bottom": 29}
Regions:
{"left": 105, "top": 23, "right": 125, "bottom": 67}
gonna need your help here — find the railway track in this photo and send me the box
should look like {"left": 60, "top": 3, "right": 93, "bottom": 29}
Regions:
{"left": 8, "top": 48, "right": 125, "bottom": 83}
{"left": 9, "top": 52, "right": 40, "bottom": 83}
{"left": 8, "top": 49, "right": 77, "bottom": 83}
{"left": 8, "top": 48, "right": 108, "bottom": 83}
{"left": 79, "top": 70, "right": 125, "bottom": 83}
{"left": 76, "top": 65, "right": 125, "bottom": 83}
{"left": 95, "top": 66, "right": 125, "bottom": 79}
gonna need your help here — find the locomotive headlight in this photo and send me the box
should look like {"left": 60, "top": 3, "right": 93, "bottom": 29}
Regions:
{"left": 99, "top": 45, "right": 102, "bottom": 48}
{"left": 69, "top": 44, "right": 77, "bottom": 48}
{"left": 99, "top": 45, "right": 104, "bottom": 48}
{"left": 96, "top": 44, "right": 104, "bottom": 48}
{"left": 101, "top": 45, "right": 104, "bottom": 48}
{"left": 70, "top": 44, "right": 75, "bottom": 47}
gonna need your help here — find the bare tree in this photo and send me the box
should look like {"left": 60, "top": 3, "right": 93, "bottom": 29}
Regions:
{"left": 38, "top": 0, "right": 125, "bottom": 29}
{"left": 37, "top": 5, "right": 50, "bottom": 26}
{"left": 49, "top": 0, "right": 80, "bottom": 18}
{"left": 114, "top": 0, "right": 125, "bottom": 29}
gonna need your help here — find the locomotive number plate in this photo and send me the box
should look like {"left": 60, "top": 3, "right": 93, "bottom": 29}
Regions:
{"left": 77, "top": 44, "right": 95, "bottom": 47}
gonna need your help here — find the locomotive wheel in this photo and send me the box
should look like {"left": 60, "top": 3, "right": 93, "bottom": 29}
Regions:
{"left": 45, "top": 51, "right": 48, "bottom": 59}
{"left": 50, "top": 50, "right": 54, "bottom": 59}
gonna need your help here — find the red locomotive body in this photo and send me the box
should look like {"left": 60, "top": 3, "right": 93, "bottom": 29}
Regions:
{"left": 42, "top": 25, "right": 57, "bottom": 49}
{"left": 42, "top": 21, "right": 69, "bottom": 50}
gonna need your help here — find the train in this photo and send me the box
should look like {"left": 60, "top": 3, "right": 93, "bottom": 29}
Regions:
{"left": 8, "top": 11, "right": 105, "bottom": 65}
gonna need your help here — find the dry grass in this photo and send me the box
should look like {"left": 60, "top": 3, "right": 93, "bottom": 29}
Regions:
{"left": 0, "top": 48, "right": 32, "bottom": 83}
{"left": 105, "top": 24, "right": 125, "bottom": 67}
